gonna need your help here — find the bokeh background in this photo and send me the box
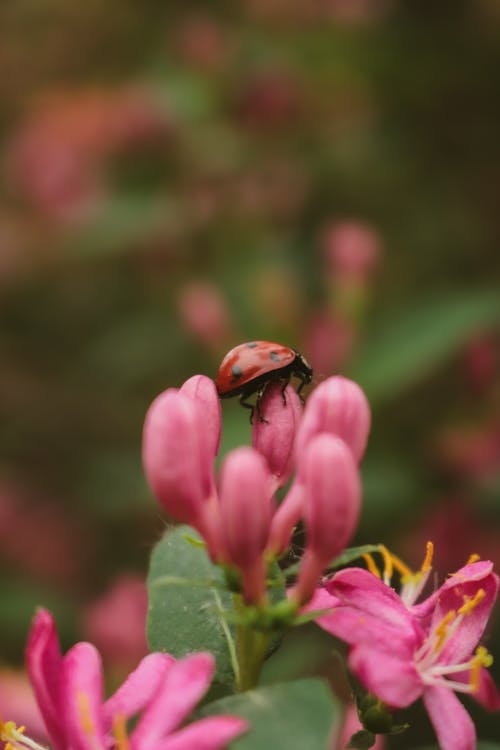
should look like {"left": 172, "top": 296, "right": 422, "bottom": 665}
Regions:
{"left": 1, "top": 0, "right": 499, "bottom": 746}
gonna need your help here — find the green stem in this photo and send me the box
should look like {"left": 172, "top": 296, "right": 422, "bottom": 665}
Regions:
{"left": 233, "top": 594, "right": 272, "bottom": 692}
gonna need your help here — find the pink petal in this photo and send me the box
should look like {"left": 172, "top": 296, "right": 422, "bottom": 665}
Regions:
{"left": 180, "top": 375, "right": 222, "bottom": 458}
{"left": 453, "top": 667, "right": 500, "bottom": 711}
{"left": 103, "top": 653, "right": 175, "bottom": 726}
{"left": 151, "top": 717, "right": 248, "bottom": 750}
{"left": 430, "top": 566, "right": 498, "bottom": 664}
{"left": 25, "top": 609, "right": 66, "bottom": 750}
{"left": 133, "top": 652, "right": 215, "bottom": 747}
{"left": 295, "top": 376, "right": 371, "bottom": 463}
{"left": 325, "top": 568, "right": 421, "bottom": 643}
{"left": 423, "top": 686, "right": 476, "bottom": 750}
{"left": 62, "top": 643, "right": 107, "bottom": 750}
{"left": 349, "top": 645, "right": 422, "bottom": 708}
{"left": 252, "top": 382, "right": 302, "bottom": 488}
{"left": 219, "top": 447, "right": 273, "bottom": 569}
{"left": 315, "top": 605, "right": 416, "bottom": 659}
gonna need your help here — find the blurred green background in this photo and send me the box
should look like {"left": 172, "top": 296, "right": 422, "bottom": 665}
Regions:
{"left": 0, "top": 0, "right": 499, "bottom": 745}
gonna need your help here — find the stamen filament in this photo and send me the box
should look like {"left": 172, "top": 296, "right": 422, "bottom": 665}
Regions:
{"left": 363, "top": 553, "right": 381, "bottom": 579}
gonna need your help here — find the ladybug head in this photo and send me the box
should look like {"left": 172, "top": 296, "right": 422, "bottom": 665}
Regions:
{"left": 293, "top": 351, "right": 313, "bottom": 384}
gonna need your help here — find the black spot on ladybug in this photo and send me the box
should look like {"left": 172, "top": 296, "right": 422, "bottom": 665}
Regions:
{"left": 246, "top": 342, "right": 258, "bottom": 348}
{"left": 231, "top": 364, "right": 243, "bottom": 379}
{"left": 269, "top": 351, "right": 281, "bottom": 362}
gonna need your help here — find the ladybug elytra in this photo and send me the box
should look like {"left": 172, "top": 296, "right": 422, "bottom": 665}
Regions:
{"left": 215, "top": 341, "right": 313, "bottom": 420}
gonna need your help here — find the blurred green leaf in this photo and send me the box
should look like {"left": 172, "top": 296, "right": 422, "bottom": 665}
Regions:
{"left": 202, "top": 678, "right": 339, "bottom": 750}
{"left": 147, "top": 525, "right": 236, "bottom": 688}
{"left": 348, "top": 290, "right": 500, "bottom": 403}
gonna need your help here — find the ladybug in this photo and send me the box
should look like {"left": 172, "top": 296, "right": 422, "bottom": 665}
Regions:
{"left": 215, "top": 341, "right": 313, "bottom": 420}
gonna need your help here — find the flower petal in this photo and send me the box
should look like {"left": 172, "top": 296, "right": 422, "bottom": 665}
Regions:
{"left": 422, "top": 685, "right": 476, "bottom": 750}
{"left": 150, "top": 717, "right": 248, "bottom": 750}
{"left": 453, "top": 667, "right": 500, "bottom": 711}
{"left": 132, "top": 652, "right": 215, "bottom": 748}
{"left": 25, "top": 609, "right": 66, "bottom": 750}
{"left": 325, "top": 568, "right": 421, "bottom": 645}
{"left": 348, "top": 644, "right": 422, "bottom": 708}
{"left": 62, "top": 642, "right": 107, "bottom": 750}
{"left": 430, "top": 565, "right": 498, "bottom": 664}
{"left": 103, "top": 652, "right": 175, "bottom": 727}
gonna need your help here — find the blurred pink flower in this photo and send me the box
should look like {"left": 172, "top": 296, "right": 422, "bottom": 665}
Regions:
{"left": 7, "top": 88, "right": 171, "bottom": 222}
{"left": 322, "top": 220, "right": 382, "bottom": 285}
{"left": 304, "top": 311, "right": 354, "bottom": 375}
{"left": 82, "top": 576, "right": 148, "bottom": 673}
{"left": 463, "top": 335, "right": 498, "bottom": 392}
{"left": 174, "top": 15, "right": 231, "bottom": 70}
{"left": 0, "top": 486, "right": 88, "bottom": 586}
{"left": 0, "top": 669, "right": 47, "bottom": 745}
{"left": 235, "top": 70, "right": 303, "bottom": 129}
{"left": 177, "top": 281, "right": 234, "bottom": 351}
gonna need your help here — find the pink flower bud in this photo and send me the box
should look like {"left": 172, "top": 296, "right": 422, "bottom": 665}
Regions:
{"left": 142, "top": 389, "right": 214, "bottom": 528}
{"left": 180, "top": 374, "right": 222, "bottom": 458}
{"left": 177, "top": 281, "right": 233, "bottom": 351}
{"left": 252, "top": 383, "right": 302, "bottom": 489}
{"left": 302, "top": 434, "right": 361, "bottom": 563}
{"left": 322, "top": 220, "right": 381, "bottom": 284}
{"left": 296, "top": 376, "right": 370, "bottom": 462}
{"left": 292, "top": 434, "right": 361, "bottom": 604}
{"left": 219, "top": 447, "right": 273, "bottom": 603}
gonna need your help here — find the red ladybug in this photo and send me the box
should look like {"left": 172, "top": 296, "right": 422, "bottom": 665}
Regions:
{"left": 215, "top": 341, "right": 313, "bottom": 420}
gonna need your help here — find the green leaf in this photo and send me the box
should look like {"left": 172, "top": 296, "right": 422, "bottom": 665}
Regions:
{"left": 202, "top": 678, "right": 340, "bottom": 750}
{"left": 348, "top": 290, "right": 500, "bottom": 403}
{"left": 147, "top": 525, "right": 236, "bottom": 688}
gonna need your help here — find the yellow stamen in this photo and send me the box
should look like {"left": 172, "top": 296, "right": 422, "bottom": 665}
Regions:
{"left": 113, "top": 715, "right": 130, "bottom": 750}
{"left": 470, "top": 646, "right": 493, "bottom": 692}
{"left": 77, "top": 692, "right": 95, "bottom": 736}
{"left": 434, "top": 610, "right": 456, "bottom": 653}
{"left": 379, "top": 545, "right": 394, "bottom": 582}
{"left": 458, "top": 589, "right": 485, "bottom": 616}
{"left": 363, "top": 553, "right": 381, "bottom": 579}
{"left": 390, "top": 553, "right": 413, "bottom": 583}
{"left": 467, "top": 553, "right": 480, "bottom": 565}
{"left": 421, "top": 541, "right": 434, "bottom": 572}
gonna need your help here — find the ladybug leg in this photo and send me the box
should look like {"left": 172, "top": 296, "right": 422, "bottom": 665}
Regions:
{"left": 239, "top": 393, "right": 256, "bottom": 423}
{"left": 280, "top": 377, "right": 290, "bottom": 406}
{"left": 254, "top": 384, "right": 270, "bottom": 423}
{"left": 296, "top": 376, "right": 307, "bottom": 404}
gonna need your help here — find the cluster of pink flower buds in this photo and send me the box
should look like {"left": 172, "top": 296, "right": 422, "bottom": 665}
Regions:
{"left": 142, "top": 373, "right": 370, "bottom": 606}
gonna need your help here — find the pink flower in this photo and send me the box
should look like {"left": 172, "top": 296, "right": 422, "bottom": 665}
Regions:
{"left": 82, "top": 575, "right": 148, "bottom": 673}
{"left": 177, "top": 282, "right": 234, "bottom": 352}
{"left": 313, "top": 560, "right": 500, "bottom": 750}
{"left": 22, "top": 609, "right": 247, "bottom": 750}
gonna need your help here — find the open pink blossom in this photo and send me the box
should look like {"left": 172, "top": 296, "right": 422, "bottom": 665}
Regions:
{"left": 21, "top": 609, "right": 247, "bottom": 750}
{"left": 313, "top": 560, "right": 500, "bottom": 750}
